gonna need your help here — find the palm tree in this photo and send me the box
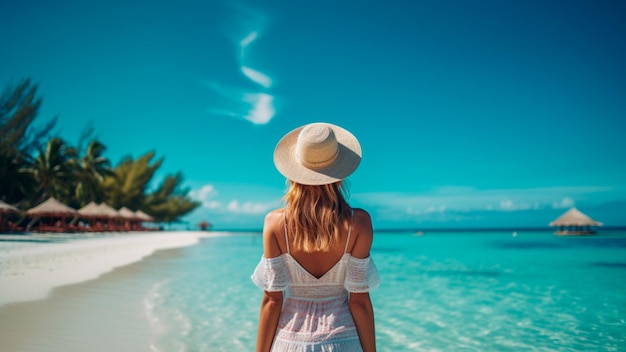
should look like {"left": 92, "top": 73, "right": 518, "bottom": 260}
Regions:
{"left": 0, "top": 150, "right": 35, "bottom": 205}
{"left": 0, "top": 78, "right": 56, "bottom": 204}
{"left": 101, "top": 151, "right": 164, "bottom": 210}
{"left": 144, "top": 172, "right": 200, "bottom": 223}
{"left": 73, "top": 140, "right": 114, "bottom": 205}
{"left": 102, "top": 152, "right": 200, "bottom": 223}
{"left": 25, "top": 137, "right": 76, "bottom": 203}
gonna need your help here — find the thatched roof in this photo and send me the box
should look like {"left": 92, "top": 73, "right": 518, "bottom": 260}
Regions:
{"left": 118, "top": 206, "right": 138, "bottom": 219}
{"left": 0, "top": 200, "right": 20, "bottom": 213}
{"left": 135, "top": 210, "right": 154, "bottom": 222}
{"left": 26, "top": 197, "right": 76, "bottom": 216}
{"left": 550, "top": 207, "right": 603, "bottom": 227}
{"left": 78, "top": 201, "right": 102, "bottom": 217}
{"left": 98, "top": 203, "right": 120, "bottom": 218}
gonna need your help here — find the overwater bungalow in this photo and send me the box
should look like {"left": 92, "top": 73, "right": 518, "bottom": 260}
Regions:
{"left": 549, "top": 207, "right": 602, "bottom": 235}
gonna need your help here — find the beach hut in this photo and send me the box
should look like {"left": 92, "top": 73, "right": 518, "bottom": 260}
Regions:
{"left": 135, "top": 210, "right": 155, "bottom": 222}
{"left": 118, "top": 206, "right": 139, "bottom": 231}
{"left": 0, "top": 200, "right": 19, "bottom": 213}
{"left": 26, "top": 197, "right": 77, "bottom": 232}
{"left": 549, "top": 207, "right": 603, "bottom": 235}
{"left": 98, "top": 203, "right": 119, "bottom": 217}
{"left": 118, "top": 206, "right": 137, "bottom": 219}
{"left": 78, "top": 201, "right": 101, "bottom": 218}
{"left": 135, "top": 210, "right": 156, "bottom": 230}
{"left": 76, "top": 201, "right": 106, "bottom": 231}
{"left": 198, "top": 220, "right": 212, "bottom": 231}
{"left": 0, "top": 200, "right": 21, "bottom": 232}
{"left": 98, "top": 203, "right": 120, "bottom": 231}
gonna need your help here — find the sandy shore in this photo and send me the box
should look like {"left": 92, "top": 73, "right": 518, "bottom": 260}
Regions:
{"left": 0, "top": 231, "right": 222, "bottom": 352}
{"left": 0, "top": 231, "right": 211, "bottom": 306}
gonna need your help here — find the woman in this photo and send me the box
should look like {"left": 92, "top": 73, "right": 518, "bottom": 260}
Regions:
{"left": 252, "top": 122, "right": 380, "bottom": 351}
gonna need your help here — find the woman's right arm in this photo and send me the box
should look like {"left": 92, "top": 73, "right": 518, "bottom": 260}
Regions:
{"left": 349, "top": 209, "right": 377, "bottom": 352}
{"left": 350, "top": 292, "right": 376, "bottom": 352}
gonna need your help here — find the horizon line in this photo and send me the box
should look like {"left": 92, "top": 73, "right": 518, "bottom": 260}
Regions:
{"left": 199, "top": 225, "right": 626, "bottom": 233}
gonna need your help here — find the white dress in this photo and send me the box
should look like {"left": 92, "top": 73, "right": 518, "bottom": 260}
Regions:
{"left": 251, "top": 219, "right": 380, "bottom": 352}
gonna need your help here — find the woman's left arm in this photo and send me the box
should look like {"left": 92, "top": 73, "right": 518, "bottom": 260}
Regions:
{"left": 256, "top": 290, "right": 283, "bottom": 352}
{"left": 256, "top": 211, "right": 284, "bottom": 352}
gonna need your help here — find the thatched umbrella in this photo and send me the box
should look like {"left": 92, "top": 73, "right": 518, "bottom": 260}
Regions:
{"left": 76, "top": 201, "right": 105, "bottom": 230}
{"left": 550, "top": 207, "right": 602, "bottom": 235}
{"left": 26, "top": 197, "right": 76, "bottom": 216}
{"left": 135, "top": 210, "right": 155, "bottom": 222}
{"left": 98, "top": 203, "right": 119, "bottom": 217}
{"left": 98, "top": 203, "right": 120, "bottom": 230}
{"left": 26, "top": 197, "right": 76, "bottom": 231}
{"left": 118, "top": 206, "right": 139, "bottom": 231}
{"left": 0, "top": 200, "right": 19, "bottom": 213}
{"left": 0, "top": 200, "right": 20, "bottom": 232}
{"left": 78, "top": 201, "right": 102, "bottom": 218}
{"left": 198, "top": 220, "right": 212, "bottom": 231}
{"left": 134, "top": 210, "right": 156, "bottom": 230}
{"left": 118, "top": 207, "right": 137, "bottom": 219}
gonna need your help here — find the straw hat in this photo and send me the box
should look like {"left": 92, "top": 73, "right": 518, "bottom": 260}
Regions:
{"left": 274, "top": 122, "right": 362, "bottom": 185}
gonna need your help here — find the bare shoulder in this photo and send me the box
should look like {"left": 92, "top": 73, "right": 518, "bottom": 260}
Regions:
{"left": 264, "top": 208, "right": 284, "bottom": 229}
{"left": 262, "top": 208, "right": 285, "bottom": 258}
{"left": 353, "top": 208, "right": 372, "bottom": 221}
{"left": 352, "top": 208, "right": 373, "bottom": 235}
{"left": 350, "top": 208, "right": 373, "bottom": 258}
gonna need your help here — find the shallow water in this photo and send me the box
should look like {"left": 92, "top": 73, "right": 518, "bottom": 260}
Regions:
{"left": 142, "top": 231, "right": 626, "bottom": 351}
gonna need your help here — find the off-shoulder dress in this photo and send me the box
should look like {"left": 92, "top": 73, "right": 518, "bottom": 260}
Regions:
{"left": 251, "top": 216, "right": 380, "bottom": 351}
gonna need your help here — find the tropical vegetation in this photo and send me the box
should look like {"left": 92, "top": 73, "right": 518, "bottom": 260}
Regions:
{"left": 0, "top": 78, "right": 200, "bottom": 224}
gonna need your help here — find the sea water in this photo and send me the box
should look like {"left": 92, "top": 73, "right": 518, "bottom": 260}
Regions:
{"left": 143, "top": 231, "right": 626, "bottom": 351}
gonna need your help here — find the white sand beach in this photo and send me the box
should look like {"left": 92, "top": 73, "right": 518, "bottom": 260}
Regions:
{"left": 0, "top": 231, "right": 213, "bottom": 307}
{"left": 0, "top": 231, "right": 221, "bottom": 352}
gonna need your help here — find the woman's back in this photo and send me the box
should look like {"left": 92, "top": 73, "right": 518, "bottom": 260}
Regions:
{"left": 252, "top": 207, "right": 379, "bottom": 351}
{"left": 254, "top": 122, "right": 378, "bottom": 352}
{"left": 270, "top": 207, "right": 359, "bottom": 273}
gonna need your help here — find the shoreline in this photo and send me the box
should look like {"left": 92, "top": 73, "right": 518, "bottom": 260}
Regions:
{"left": 0, "top": 231, "right": 228, "bottom": 352}
{"left": 0, "top": 244, "right": 195, "bottom": 352}
{"left": 0, "top": 231, "right": 223, "bottom": 307}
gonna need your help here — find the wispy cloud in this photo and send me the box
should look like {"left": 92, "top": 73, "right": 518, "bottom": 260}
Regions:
{"left": 243, "top": 93, "right": 274, "bottom": 124}
{"left": 240, "top": 31, "right": 258, "bottom": 55}
{"left": 189, "top": 184, "right": 279, "bottom": 215}
{"left": 552, "top": 196, "right": 575, "bottom": 209}
{"left": 348, "top": 186, "right": 626, "bottom": 227}
{"left": 203, "top": 4, "right": 276, "bottom": 125}
{"left": 353, "top": 186, "right": 615, "bottom": 223}
{"left": 189, "top": 185, "right": 222, "bottom": 209}
{"left": 241, "top": 66, "right": 272, "bottom": 88}
{"left": 226, "top": 200, "right": 274, "bottom": 214}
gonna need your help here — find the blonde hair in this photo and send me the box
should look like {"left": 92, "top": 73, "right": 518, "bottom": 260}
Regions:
{"left": 283, "top": 180, "right": 352, "bottom": 252}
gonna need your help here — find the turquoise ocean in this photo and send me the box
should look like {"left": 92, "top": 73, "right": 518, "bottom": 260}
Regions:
{"left": 141, "top": 230, "right": 626, "bottom": 351}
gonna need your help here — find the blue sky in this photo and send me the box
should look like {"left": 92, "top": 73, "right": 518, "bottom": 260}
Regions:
{"left": 1, "top": 0, "right": 625, "bottom": 229}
